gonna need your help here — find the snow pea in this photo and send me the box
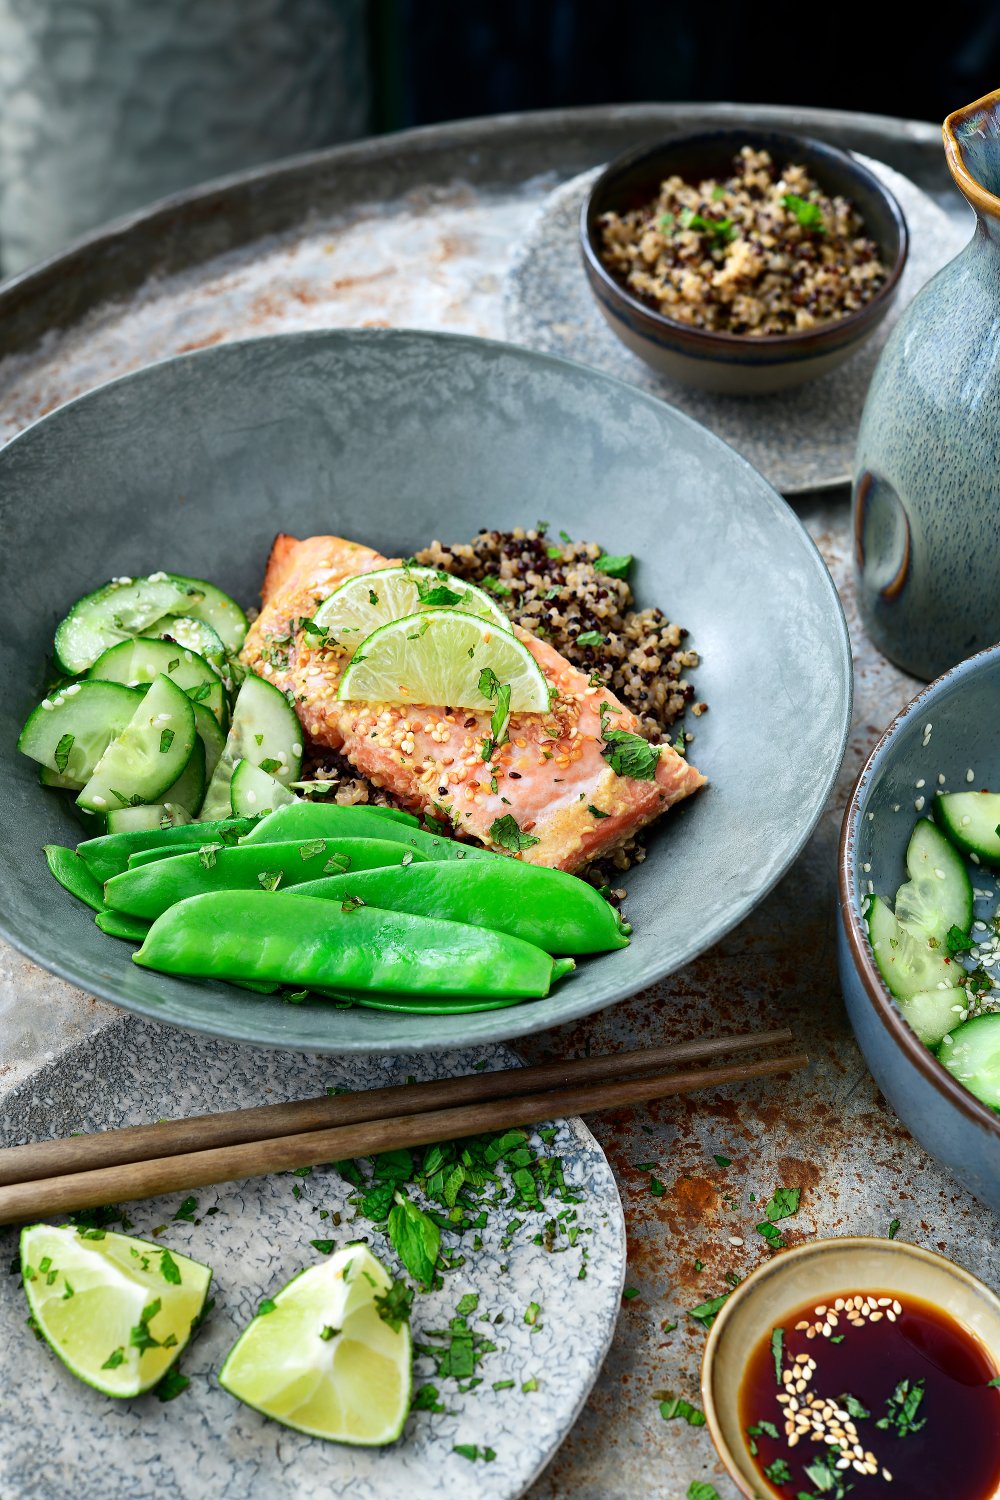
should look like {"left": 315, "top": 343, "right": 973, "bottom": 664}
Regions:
{"left": 106, "top": 838, "right": 427, "bottom": 920}
{"left": 44, "top": 845, "right": 105, "bottom": 913}
{"left": 292, "top": 860, "right": 630, "bottom": 954}
{"left": 134, "top": 891, "right": 574, "bottom": 998}
{"left": 77, "top": 816, "right": 256, "bottom": 884}
{"left": 241, "top": 802, "right": 496, "bottom": 863}
{"left": 95, "top": 909, "right": 150, "bottom": 942}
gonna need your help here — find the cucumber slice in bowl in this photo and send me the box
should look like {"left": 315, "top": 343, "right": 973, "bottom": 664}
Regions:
{"left": 53, "top": 574, "right": 204, "bottom": 675}
{"left": 161, "top": 734, "right": 205, "bottom": 815}
{"left": 199, "top": 673, "right": 302, "bottom": 822}
{"left": 86, "top": 636, "right": 226, "bottom": 724}
{"left": 230, "top": 758, "right": 297, "bottom": 817}
{"left": 77, "top": 673, "right": 196, "bottom": 814}
{"left": 166, "top": 574, "right": 248, "bottom": 656}
{"left": 935, "top": 791, "right": 1000, "bottom": 864}
{"left": 938, "top": 1013, "right": 1000, "bottom": 1111}
{"left": 148, "top": 615, "right": 228, "bottom": 675}
{"left": 894, "top": 817, "right": 973, "bottom": 943}
{"left": 865, "top": 895, "right": 958, "bottom": 1002}
{"left": 18, "top": 682, "right": 142, "bottom": 784}
{"left": 898, "top": 987, "right": 968, "bottom": 1049}
{"left": 106, "top": 803, "right": 193, "bottom": 835}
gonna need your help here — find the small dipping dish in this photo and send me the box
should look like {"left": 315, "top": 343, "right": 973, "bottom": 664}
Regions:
{"left": 701, "top": 1236, "right": 1000, "bottom": 1499}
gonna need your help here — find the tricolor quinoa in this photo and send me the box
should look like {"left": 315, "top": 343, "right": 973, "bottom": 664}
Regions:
{"left": 598, "top": 146, "right": 887, "bottom": 337}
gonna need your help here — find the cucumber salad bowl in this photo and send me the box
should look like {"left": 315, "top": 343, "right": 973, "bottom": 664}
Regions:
{"left": 838, "top": 641, "right": 1000, "bottom": 1213}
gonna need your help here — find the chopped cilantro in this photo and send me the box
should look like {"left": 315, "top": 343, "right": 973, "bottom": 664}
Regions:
{"left": 587, "top": 804, "right": 610, "bottom": 819}
{"left": 713, "top": 1154, "right": 731, "bottom": 1168}
{"left": 598, "top": 702, "right": 659, "bottom": 780}
{"left": 480, "top": 576, "right": 512, "bottom": 598}
{"left": 687, "top": 1292, "right": 730, "bottom": 1328}
{"left": 489, "top": 813, "right": 540, "bottom": 854}
{"left": 876, "top": 1377, "right": 926, "bottom": 1436}
{"left": 782, "top": 192, "right": 825, "bottom": 231}
{"left": 158, "top": 1249, "right": 182, "bottom": 1285}
{"left": 309, "top": 1239, "right": 336, "bottom": 1255}
{"left": 763, "top": 1458, "right": 792, "bottom": 1485}
{"left": 156, "top": 1366, "right": 190, "bottom": 1402}
{"left": 594, "top": 553, "right": 633, "bottom": 579}
{"left": 678, "top": 207, "right": 736, "bottom": 244}
{"left": 575, "top": 630, "right": 605, "bottom": 647}
{"left": 53, "top": 733, "right": 74, "bottom": 773}
{"left": 659, "top": 1396, "right": 705, "bottom": 1426}
{"left": 888, "top": 1217, "right": 901, "bottom": 1239}
{"left": 839, "top": 1392, "right": 870, "bottom": 1419}
{"left": 687, "top": 1486, "right": 721, "bottom": 1500}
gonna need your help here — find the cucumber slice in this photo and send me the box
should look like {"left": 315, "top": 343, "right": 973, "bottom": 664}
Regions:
{"left": 18, "top": 682, "right": 142, "bottom": 783}
{"left": 106, "top": 803, "right": 193, "bottom": 835}
{"left": 938, "top": 1013, "right": 1000, "bottom": 1111}
{"left": 230, "top": 758, "right": 297, "bottom": 817}
{"left": 39, "top": 764, "right": 84, "bottom": 791}
{"left": 167, "top": 574, "right": 248, "bottom": 655}
{"left": 191, "top": 699, "right": 226, "bottom": 783}
{"left": 894, "top": 817, "right": 974, "bottom": 944}
{"left": 866, "top": 895, "right": 957, "bottom": 1002}
{"left": 161, "top": 735, "right": 205, "bottom": 816}
{"left": 935, "top": 791, "right": 1000, "bottom": 864}
{"left": 54, "top": 575, "right": 204, "bottom": 675}
{"left": 898, "top": 987, "right": 968, "bottom": 1049}
{"left": 86, "top": 636, "right": 225, "bottom": 725}
{"left": 77, "top": 674, "right": 197, "bottom": 814}
{"left": 199, "top": 674, "right": 302, "bottom": 822}
{"left": 148, "top": 615, "right": 228, "bottom": 675}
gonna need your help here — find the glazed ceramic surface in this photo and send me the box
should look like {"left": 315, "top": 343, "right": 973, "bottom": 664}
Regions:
{"left": 0, "top": 1019, "right": 626, "bottom": 1500}
{"left": 0, "top": 329, "right": 851, "bottom": 1055}
{"left": 701, "top": 1236, "right": 1000, "bottom": 1500}
{"left": 853, "top": 89, "right": 1000, "bottom": 681}
{"left": 580, "top": 130, "right": 908, "bottom": 396}
{"left": 838, "top": 643, "right": 1000, "bottom": 1212}
{"left": 506, "top": 157, "right": 964, "bottom": 495}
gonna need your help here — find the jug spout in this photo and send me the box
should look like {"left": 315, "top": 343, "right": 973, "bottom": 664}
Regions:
{"left": 944, "top": 88, "right": 1000, "bottom": 232}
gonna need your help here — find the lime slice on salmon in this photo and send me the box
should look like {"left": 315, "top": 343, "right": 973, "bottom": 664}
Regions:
{"left": 218, "top": 1244, "right": 412, "bottom": 1445}
{"left": 313, "top": 565, "right": 511, "bottom": 646}
{"left": 338, "top": 608, "right": 550, "bottom": 713}
{"left": 20, "top": 1223, "right": 212, "bottom": 1397}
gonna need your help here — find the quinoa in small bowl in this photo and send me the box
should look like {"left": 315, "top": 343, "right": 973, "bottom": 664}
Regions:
{"left": 581, "top": 129, "right": 908, "bottom": 395}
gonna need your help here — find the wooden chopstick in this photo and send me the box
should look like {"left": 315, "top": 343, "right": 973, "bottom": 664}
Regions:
{"left": 0, "top": 1028, "right": 794, "bottom": 1188}
{"left": 0, "top": 1046, "right": 807, "bottom": 1225}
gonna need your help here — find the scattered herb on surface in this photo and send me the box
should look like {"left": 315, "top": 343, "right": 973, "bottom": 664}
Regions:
{"left": 173, "top": 1196, "right": 198, "bottom": 1222}
{"left": 156, "top": 1366, "right": 189, "bottom": 1402}
{"left": 659, "top": 1396, "right": 706, "bottom": 1426}
{"left": 687, "top": 1292, "right": 730, "bottom": 1328}
{"left": 888, "top": 1218, "right": 901, "bottom": 1240}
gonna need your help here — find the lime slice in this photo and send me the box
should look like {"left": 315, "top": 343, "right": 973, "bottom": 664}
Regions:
{"left": 313, "top": 565, "right": 511, "bottom": 645}
{"left": 219, "top": 1244, "right": 411, "bottom": 1445}
{"left": 20, "top": 1223, "right": 212, "bottom": 1397}
{"left": 338, "top": 608, "right": 550, "bottom": 713}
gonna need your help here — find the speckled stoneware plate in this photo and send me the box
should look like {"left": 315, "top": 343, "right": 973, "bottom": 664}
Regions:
{"left": 0, "top": 1018, "right": 626, "bottom": 1500}
{"left": 0, "top": 328, "right": 852, "bottom": 1054}
{"left": 503, "top": 155, "right": 969, "bottom": 496}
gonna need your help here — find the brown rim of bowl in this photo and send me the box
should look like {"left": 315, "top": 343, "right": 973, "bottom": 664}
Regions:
{"left": 581, "top": 132, "right": 910, "bottom": 351}
{"left": 943, "top": 86, "right": 1000, "bottom": 220}
{"left": 837, "top": 640, "right": 1000, "bottom": 1141}
{"left": 699, "top": 1235, "right": 1000, "bottom": 1499}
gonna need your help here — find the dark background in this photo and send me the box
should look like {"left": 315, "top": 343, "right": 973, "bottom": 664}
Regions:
{"left": 369, "top": 1, "right": 1000, "bottom": 134}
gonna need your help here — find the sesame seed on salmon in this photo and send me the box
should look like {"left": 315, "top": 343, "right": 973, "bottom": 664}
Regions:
{"left": 242, "top": 534, "right": 705, "bottom": 872}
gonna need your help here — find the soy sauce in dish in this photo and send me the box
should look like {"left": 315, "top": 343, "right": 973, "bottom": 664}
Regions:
{"left": 738, "top": 1289, "right": 1000, "bottom": 1498}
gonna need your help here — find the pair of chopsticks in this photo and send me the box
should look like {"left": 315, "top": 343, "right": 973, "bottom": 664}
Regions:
{"left": 0, "top": 1029, "right": 806, "bottom": 1224}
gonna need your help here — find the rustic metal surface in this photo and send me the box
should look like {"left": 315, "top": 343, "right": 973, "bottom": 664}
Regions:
{"left": 0, "top": 105, "right": 990, "bottom": 1500}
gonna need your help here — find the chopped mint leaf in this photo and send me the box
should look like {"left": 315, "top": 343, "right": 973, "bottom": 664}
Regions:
{"left": 159, "top": 728, "right": 174, "bottom": 754}
{"left": 53, "top": 733, "right": 74, "bottom": 773}
{"left": 594, "top": 553, "right": 632, "bottom": 579}
{"left": 659, "top": 1396, "right": 705, "bottom": 1426}
{"left": 489, "top": 813, "right": 540, "bottom": 854}
{"left": 782, "top": 193, "right": 825, "bottom": 231}
{"left": 158, "top": 1249, "right": 182, "bottom": 1285}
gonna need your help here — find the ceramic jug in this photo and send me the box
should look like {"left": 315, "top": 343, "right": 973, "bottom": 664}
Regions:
{"left": 852, "top": 89, "right": 1000, "bottom": 681}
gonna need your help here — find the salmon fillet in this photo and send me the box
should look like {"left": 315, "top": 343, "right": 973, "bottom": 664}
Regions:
{"left": 242, "top": 534, "right": 705, "bottom": 871}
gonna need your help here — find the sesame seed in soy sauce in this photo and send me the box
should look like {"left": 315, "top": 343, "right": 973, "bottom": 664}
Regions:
{"left": 738, "top": 1290, "right": 1000, "bottom": 1498}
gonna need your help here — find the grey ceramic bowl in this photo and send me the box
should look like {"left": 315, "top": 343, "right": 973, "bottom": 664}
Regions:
{"left": 581, "top": 129, "right": 909, "bottom": 395}
{"left": 838, "top": 643, "right": 1000, "bottom": 1211}
{"left": 0, "top": 329, "right": 851, "bottom": 1054}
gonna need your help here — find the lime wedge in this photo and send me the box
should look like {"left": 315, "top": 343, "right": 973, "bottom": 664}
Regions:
{"left": 219, "top": 1244, "right": 412, "bottom": 1445}
{"left": 338, "top": 608, "right": 550, "bottom": 713}
{"left": 313, "top": 565, "right": 511, "bottom": 645}
{"left": 20, "top": 1223, "right": 212, "bottom": 1397}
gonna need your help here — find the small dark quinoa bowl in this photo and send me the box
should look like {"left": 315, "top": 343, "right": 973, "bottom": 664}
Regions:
{"left": 580, "top": 129, "right": 909, "bottom": 395}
